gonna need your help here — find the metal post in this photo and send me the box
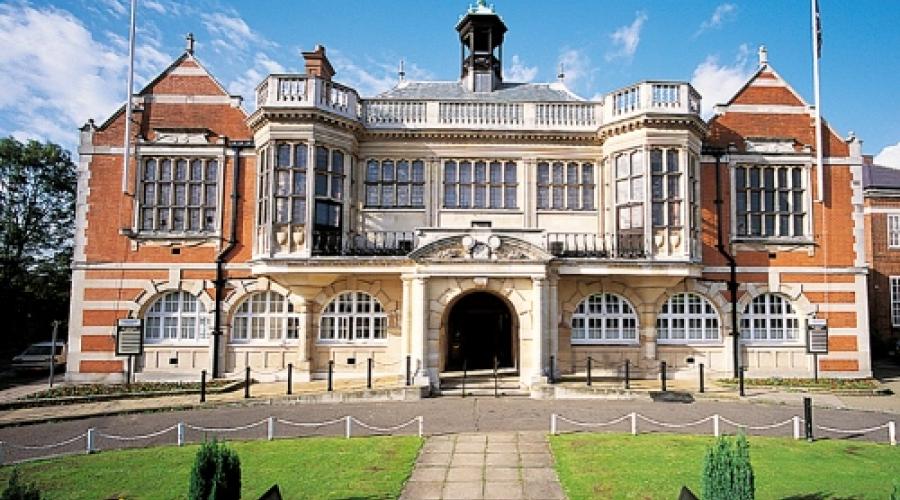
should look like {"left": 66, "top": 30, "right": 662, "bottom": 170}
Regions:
{"left": 793, "top": 416, "right": 801, "bottom": 440}
{"left": 177, "top": 422, "right": 185, "bottom": 446}
{"left": 267, "top": 416, "right": 275, "bottom": 441}
{"left": 244, "top": 366, "right": 251, "bottom": 399}
{"left": 367, "top": 358, "right": 373, "bottom": 389}
{"left": 889, "top": 421, "right": 896, "bottom": 446}
{"left": 200, "top": 369, "right": 207, "bottom": 403}
{"left": 327, "top": 360, "right": 334, "bottom": 392}
{"left": 405, "top": 355, "right": 411, "bottom": 386}
{"left": 713, "top": 414, "right": 720, "bottom": 437}
{"left": 699, "top": 363, "right": 705, "bottom": 393}
{"left": 586, "top": 357, "right": 592, "bottom": 386}
{"left": 630, "top": 412, "right": 637, "bottom": 436}
{"left": 550, "top": 413, "right": 558, "bottom": 435}
{"left": 661, "top": 361, "right": 667, "bottom": 392}
{"left": 813, "top": 353, "right": 819, "bottom": 383}
{"left": 462, "top": 359, "right": 467, "bottom": 398}
{"left": 287, "top": 363, "right": 293, "bottom": 395}
{"left": 624, "top": 359, "right": 630, "bottom": 390}
{"left": 739, "top": 365, "right": 745, "bottom": 397}
{"left": 493, "top": 356, "right": 499, "bottom": 398}
{"left": 804, "top": 396, "right": 813, "bottom": 442}
{"left": 417, "top": 416, "right": 424, "bottom": 437}
{"left": 0, "top": 441, "right": 4, "bottom": 465}
{"left": 49, "top": 320, "right": 59, "bottom": 388}
{"left": 549, "top": 355, "right": 556, "bottom": 384}
{"left": 345, "top": 415, "right": 352, "bottom": 439}
{"left": 86, "top": 428, "right": 96, "bottom": 454}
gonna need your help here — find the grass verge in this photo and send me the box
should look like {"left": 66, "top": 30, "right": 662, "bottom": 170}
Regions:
{"left": 717, "top": 377, "right": 880, "bottom": 391}
{"left": 550, "top": 432, "right": 900, "bottom": 500}
{"left": 0, "top": 435, "right": 422, "bottom": 499}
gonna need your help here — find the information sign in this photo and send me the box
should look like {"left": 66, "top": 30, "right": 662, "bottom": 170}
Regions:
{"left": 116, "top": 318, "right": 144, "bottom": 356}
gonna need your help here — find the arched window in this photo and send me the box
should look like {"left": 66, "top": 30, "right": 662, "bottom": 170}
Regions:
{"left": 144, "top": 291, "right": 207, "bottom": 343}
{"left": 571, "top": 293, "right": 638, "bottom": 344}
{"left": 657, "top": 293, "right": 720, "bottom": 343}
{"left": 741, "top": 294, "right": 799, "bottom": 342}
{"left": 319, "top": 292, "right": 387, "bottom": 343}
{"left": 231, "top": 291, "right": 300, "bottom": 343}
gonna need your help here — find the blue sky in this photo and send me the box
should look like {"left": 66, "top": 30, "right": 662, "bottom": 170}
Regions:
{"left": 1, "top": 0, "right": 898, "bottom": 165}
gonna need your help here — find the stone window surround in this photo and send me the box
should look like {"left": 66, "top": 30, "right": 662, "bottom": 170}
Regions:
{"left": 364, "top": 158, "right": 426, "bottom": 209}
{"left": 442, "top": 159, "right": 519, "bottom": 210}
{"left": 729, "top": 157, "right": 813, "bottom": 244}
{"left": 143, "top": 290, "right": 209, "bottom": 345}
{"left": 656, "top": 292, "right": 722, "bottom": 344}
{"left": 570, "top": 292, "right": 640, "bottom": 345}
{"left": 318, "top": 291, "right": 389, "bottom": 345}
{"left": 536, "top": 160, "right": 595, "bottom": 211}
{"left": 739, "top": 292, "right": 801, "bottom": 344}
{"left": 888, "top": 214, "right": 900, "bottom": 249}
{"left": 230, "top": 290, "right": 301, "bottom": 344}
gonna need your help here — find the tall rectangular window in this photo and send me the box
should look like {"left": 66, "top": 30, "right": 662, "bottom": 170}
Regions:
{"left": 888, "top": 214, "right": 900, "bottom": 248}
{"left": 443, "top": 160, "right": 517, "bottom": 209}
{"left": 735, "top": 165, "right": 806, "bottom": 238}
{"left": 271, "top": 142, "right": 307, "bottom": 225}
{"left": 536, "top": 161, "right": 595, "bottom": 210}
{"left": 615, "top": 151, "right": 644, "bottom": 233}
{"left": 892, "top": 276, "right": 900, "bottom": 327}
{"left": 650, "top": 149, "right": 682, "bottom": 227}
{"left": 140, "top": 157, "right": 218, "bottom": 233}
{"left": 365, "top": 159, "right": 425, "bottom": 208}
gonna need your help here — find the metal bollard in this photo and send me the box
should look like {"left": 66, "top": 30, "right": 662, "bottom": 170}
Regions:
{"left": 405, "top": 355, "right": 412, "bottom": 386}
{"left": 345, "top": 415, "right": 352, "bottom": 439}
{"left": 699, "top": 363, "right": 705, "bottom": 393}
{"left": 267, "top": 416, "right": 275, "bottom": 441}
{"left": 804, "top": 397, "right": 814, "bottom": 442}
{"left": 550, "top": 413, "right": 558, "bottom": 435}
{"left": 327, "top": 360, "right": 334, "bottom": 392}
{"left": 493, "top": 356, "right": 499, "bottom": 398}
{"left": 793, "top": 416, "right": 801, "bottom": 440}
{"left": 661, "top": 361, "right": 667, "bottom": 392}
{"left": 586, "top": 357, "right": 593, "bottom": 387}
{"left": 200, "top": 369, "right": 207, "bottom": 403}
{"left": 367, "top": 358, "right": 373, "bottom": 390}
{"left": 630, "top": 412, "right": 637, "bottom": 436}
{"left": 177, "top": 422, "right": 186, "bottom": 446}
{"left": 549, "top": 355, "right": 556, "bottom": 384}
{"left": 462, "top": 359, "right": 467, "bottom": 398}
{"left": 624, "top": 359, "right": 630, "bottom": 390}
{"left": 889, "top": 421, "right": 896, "bottom": 446}
{"left": 244, "top": 366, "right": 251, "bottom": 399}
{"left": 739, "top": 365, "right": 746, "bottom": 397}
{"left": 713, "top": 414, "right": 720, "bottom": 437}
{"left": 287, "top": 363, "right": 293, "bottom": 395}
{"left": 86, "top": 428, "right": 96, "bottom": 454}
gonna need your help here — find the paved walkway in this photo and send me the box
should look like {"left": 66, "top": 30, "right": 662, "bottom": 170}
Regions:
{"left": 401, "top": 432, "right": 565, "bottom": 500}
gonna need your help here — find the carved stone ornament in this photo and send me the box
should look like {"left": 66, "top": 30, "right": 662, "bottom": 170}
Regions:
{"left": 409, "top": 234, "right": 552, "bottom": 263}
{"left": 744, "top": 137, "right": 796, "bottom": 153}
{"left": 152, "top": 128, "right": 211, "bottom": 145}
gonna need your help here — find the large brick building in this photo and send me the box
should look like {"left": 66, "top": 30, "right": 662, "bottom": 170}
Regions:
{"left": 863, "top": 160, "right": 900, "bottom": 355}
{"left": 68, "top": 4, "right": 871, "bottom": 386}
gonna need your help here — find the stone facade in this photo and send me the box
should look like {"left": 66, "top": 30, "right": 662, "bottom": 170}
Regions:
{"left": 67, "top": 6, "right": 872, "bottom": 387}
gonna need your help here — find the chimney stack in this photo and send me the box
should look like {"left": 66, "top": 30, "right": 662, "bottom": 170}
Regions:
{"left": 302, "top": 44, "right": 335, "bottom": 81}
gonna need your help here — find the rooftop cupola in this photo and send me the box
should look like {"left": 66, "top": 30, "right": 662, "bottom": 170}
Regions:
{"left": 456, "top": 0, "right": 507, "bottom": 92}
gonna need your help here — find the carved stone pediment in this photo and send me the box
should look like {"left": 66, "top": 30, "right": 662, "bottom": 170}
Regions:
{"left": 745, "top": 137, "right": 797, "bottom": 153}
{"left": 410, "top": 233, "right": 552, "bottom": 263}
{"left": 152, "top": 128, "right": 212, "bottom": 145}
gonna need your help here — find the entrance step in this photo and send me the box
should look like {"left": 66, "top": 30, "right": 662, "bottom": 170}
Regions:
{"left": 438, "top": 370, "right": 529, "bottom": 397}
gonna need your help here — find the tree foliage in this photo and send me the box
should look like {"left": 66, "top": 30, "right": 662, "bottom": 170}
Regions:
{"left": 1, "top": 469, "right": 41, "bottom": 500}
{"left": 702, "top": 433, "right": 755, "bottom": 500}
{"left": 0, "top": 137, "right": 75, "bottom": 355}
{"left": 189, "top": 439, "right": 241, "bottom": 500}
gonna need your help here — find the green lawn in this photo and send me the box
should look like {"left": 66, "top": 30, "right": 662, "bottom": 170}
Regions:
{"left": 0, "top": 435, "right": 422, "bottom": 499}
{"left": 551, "top": 432, "right": 900, "bottom": 500}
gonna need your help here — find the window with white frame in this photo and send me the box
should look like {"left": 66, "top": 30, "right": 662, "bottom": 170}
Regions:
{"left": 273, "top": 142, "right": 307, "bottom": 225}
{"left": 144, "top": 291, "right": 207, "bottom": 343}
{"left": 657, "top": 293, "right": 720, "bottom": 342}
{"left": 888, "top": 214, "right": 900, "bottom": 248}
{"left": 536, "top": 161, "right": 595, "bottom": 210}
{"left": 650, "top": 149, "right": 682, "bottom": 227}
{"left": 734, "top": 165, "right": 806, "bottom": 238}
{"left": 319, "top": 292, "right": 387, "bottom": 343}
{"left": 891, "top": 277, "right": 900, "bottom": 327}
{"left": 570, "top": 293, "right": 639, "bottom": 344}
{"left": 314, "top": 146, "right": 345, "bottom": 201}
{"left": 231, "top": 291, "right": 300, "bottom": 342}
{"left": 365, "top": 159, "right": 425, "bottom": 208}
{"left": 443, "top": 160, "right": 518, "bottom": 209}
{"left": 139, "top": 157, "right": 218, "bottom": 233}
{"left": 689, "top": 154, "right": 701, "bottom": 256}
{"left": 740, "top": 293, "right": 800, "bottom": 342}
{"left": 615, "top": 151, "right": 645, "bottom": 234}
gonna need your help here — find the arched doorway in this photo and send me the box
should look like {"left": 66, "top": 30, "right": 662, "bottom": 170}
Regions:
{"left": 445, "top": 292, "right": 514, "bottom": 371}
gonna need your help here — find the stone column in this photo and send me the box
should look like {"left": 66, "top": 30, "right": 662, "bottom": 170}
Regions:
{"left": 410, "top": 277, "right": 432, "bottom": 387}
{"left": 639, "top": 304, "right": 658, "bottom": 372}
{"left": 528, "top": 276, "right": 549, "bottom": 386}
{"left": 293, "top": 296, "right": 313, "bottom": 382}
{"left": 549, "top": 276, "right": 559, "bottom": 374}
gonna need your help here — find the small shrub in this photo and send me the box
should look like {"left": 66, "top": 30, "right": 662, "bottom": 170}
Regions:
{"left": 702, "top": 434, "right": 755, "bottom": 500}
{"left": 891, "top": 480, "right": 899, "bottom": 500}
{"left": 1, "top": 469, "right": 40, "bottom": 500}
{"left": 188, "top": 439, "right": 241, "bottom": 500}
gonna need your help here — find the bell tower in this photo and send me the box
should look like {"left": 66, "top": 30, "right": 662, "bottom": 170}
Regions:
{"left": 456, "top": 0, "right": 507, "bottom": 92}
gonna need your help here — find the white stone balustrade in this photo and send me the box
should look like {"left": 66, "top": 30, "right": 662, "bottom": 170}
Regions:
{"left": 255, "top": 76, "right": 700, "bottom": 130}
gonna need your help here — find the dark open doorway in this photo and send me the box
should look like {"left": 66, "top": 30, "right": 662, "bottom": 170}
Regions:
{"left": 445, "top": 292, "right": 514, "bottom": 371}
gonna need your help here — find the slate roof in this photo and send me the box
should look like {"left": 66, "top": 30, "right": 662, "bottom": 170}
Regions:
{"left": 374, "top": 81, "right": 584, "bottom": 102}
{"left": 863, "top": 164, "right": 900, "bottom": 190}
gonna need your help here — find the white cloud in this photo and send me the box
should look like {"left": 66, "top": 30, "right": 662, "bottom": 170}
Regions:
{"left": 690, "top": 44, "right": 754, "bottom": 118}
{"left": 228, "top": 53, "right": 287, "bottom": 106}
{"left": 695, "top": 3, "right": 737, "bottom": 36}
{"left": 557, "top": 48, "right": 593, "bottom": 94}
{"left": 329, "top": 49, "right": 433, "bottom": 97}
{"left": 99, "top": 0, "right": 126, "bottom": 17}
{"left": 606, "top": 11, "right": 648, "bottom": 62}
{"left": 875, "top": 142, "right": 900, "bottom": 169}
{"left": 0, "top": 4, "right": 170, "bottom": 149}
{"left": 201, "top": 11, "right": 268, "bottom": 52}
{"left": 143, "top": 1, "right": 167, "bottom": 15}
{"left": 506, "top": 55, "right": 537, "bottom": 82}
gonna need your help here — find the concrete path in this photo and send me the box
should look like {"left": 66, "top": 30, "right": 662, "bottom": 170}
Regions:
{"left": 401, "top": 432, "right": 565, "bottom": 500}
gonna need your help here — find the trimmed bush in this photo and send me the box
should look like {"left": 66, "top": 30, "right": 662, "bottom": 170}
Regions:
{"left": 702, "top": 434, "right": 755, "bottom": 500}
{"left": 188, "top": 439, "right": 241, "bottom": 500}
{"left": 1, "top": 469, "right": 40, "bottom": 500}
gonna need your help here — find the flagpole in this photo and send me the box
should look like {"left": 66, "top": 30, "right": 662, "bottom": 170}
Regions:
{"left": 121, "top": 0, "right": 137, "bottom": 193}
{"left": 812, "top": 0, "right": 824, "bottom": 202}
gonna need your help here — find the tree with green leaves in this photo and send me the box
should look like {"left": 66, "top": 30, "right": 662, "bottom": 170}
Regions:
{"left": 1, "top": 469, "right": 41, "bottom": 500}
{"left": 0, "top": 137, "right": 76, "bottom": 358}
{"left": 702, "top": 433, "right": 755, "bottom": 500}
{"left": 189, "top": 439, "right": 241, "bottom": 500}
